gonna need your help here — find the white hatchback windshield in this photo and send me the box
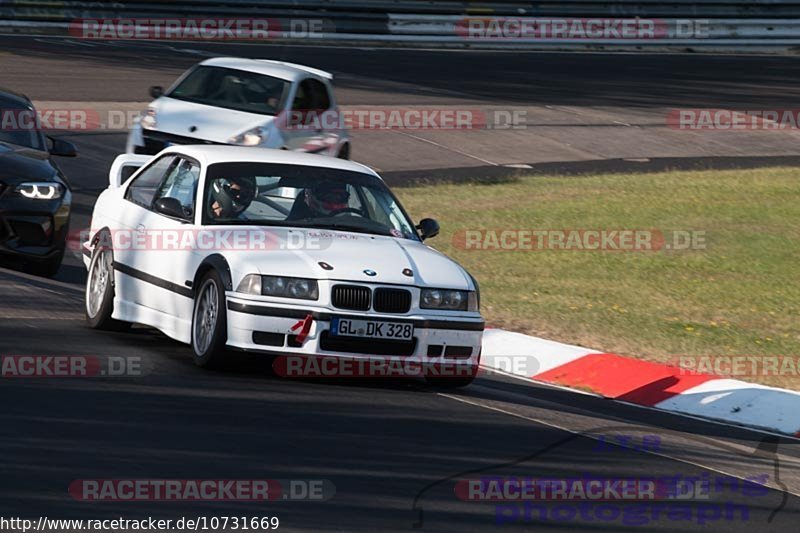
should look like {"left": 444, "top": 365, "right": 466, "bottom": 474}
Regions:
{"left": 203, "top": 162, "right": 419, "bottom": 240}
{"left": 168, "top": 66, "right": 289, "bottom": 116}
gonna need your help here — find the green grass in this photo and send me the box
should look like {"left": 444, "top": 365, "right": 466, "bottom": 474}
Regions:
{"left": 396, "top": 168, "right": 800, "bottom": 389}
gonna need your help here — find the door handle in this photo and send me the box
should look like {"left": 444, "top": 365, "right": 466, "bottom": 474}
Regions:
{"left": 136, "top": 224, "right": 146, "bottom": 233}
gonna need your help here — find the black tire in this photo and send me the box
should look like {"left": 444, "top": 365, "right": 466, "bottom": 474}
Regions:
{"left": 191, "top": 270, "right": 228, "bottom": 369}
{"left": 85, "top": 243, "right": 130, "bottom": 331}
{"left": 337, "top": 143, "right": 350, "bottom": 160}
{"left": 25, "top": 248, "right": 64, "bottom": 278}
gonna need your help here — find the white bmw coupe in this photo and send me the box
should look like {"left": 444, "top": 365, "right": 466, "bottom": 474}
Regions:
{"left": 83, "top": 146, "right": 483, "bottom": 386}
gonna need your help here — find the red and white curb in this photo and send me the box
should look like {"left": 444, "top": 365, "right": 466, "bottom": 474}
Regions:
{"left": 481, "top": 329, "right": 800, "bottom": 436}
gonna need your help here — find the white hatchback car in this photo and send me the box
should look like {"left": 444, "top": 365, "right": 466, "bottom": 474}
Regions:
{"left": 126, "top": 57, "right": 351, "bottom": 159}
{"left": 84, "top": 146, "right": 483, "bottom": 386}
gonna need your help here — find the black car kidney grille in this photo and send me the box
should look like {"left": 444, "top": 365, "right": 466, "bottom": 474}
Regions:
{"left": 331, "top": 284, "right": 371, "bottom": 311}
{"left": 373, "top": 288, "right": 412, "bottom": 313}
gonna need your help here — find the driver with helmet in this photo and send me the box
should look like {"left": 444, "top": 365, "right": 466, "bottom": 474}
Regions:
{"left": 209, "top": 176, "right": 257, "bottom": 219}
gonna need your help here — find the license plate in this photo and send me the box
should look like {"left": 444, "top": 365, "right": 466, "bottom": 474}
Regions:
{"left": 331, "top": 318, "right": 413, "bottom": 340}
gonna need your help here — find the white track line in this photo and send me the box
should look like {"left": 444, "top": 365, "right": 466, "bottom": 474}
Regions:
{"left": 392, "top": 130, "right": 499, "bottom": 166}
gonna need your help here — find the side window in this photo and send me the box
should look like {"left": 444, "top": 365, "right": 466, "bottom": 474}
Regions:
{"left": 292, "top": 79, "right": 330, "bottom": 112}
{"left": 125, "top": 156, "right": 175, "bottom": 208}
{"left": 292, "top": 80, "right": 311, "bottom": 111}
{"left": 359, "top": 187, "right": 391, "bottom": 226}
{"left": 152, "top": 157, "right": 200, "bottom": 219}
{"left": 307, "top": 79, "right": 331, "bottom": 111}
{"left": 360, "top": 187, "right": 416, "bottom": 239}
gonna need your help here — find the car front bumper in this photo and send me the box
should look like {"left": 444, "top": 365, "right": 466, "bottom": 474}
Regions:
{"left": 131, "top": 127, "right": 220, "bottom": 155}
{"left": 0, "top": 184, "right": 71, "bottom": 262}
{"left": 225, "top": 294, "right": 484, "bottom": 367}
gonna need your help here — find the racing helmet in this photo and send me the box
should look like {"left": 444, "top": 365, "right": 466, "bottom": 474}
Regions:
{"left": 305, "top": 181, "right": 350, "bottom": 216}
{"left": 210, "top": 176, "right": 256, "bottom": 217}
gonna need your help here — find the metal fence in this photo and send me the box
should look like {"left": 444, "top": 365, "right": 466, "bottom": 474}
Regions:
{"left": 2, "top": 1, "right": 800, "bottom": 50}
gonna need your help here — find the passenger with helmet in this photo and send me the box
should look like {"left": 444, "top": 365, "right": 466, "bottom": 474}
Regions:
{"left": 209, "top": 176, "right": 257, "bottom": 219}
{"left": 287, "top": 180, "right": 353, "bottom": 220}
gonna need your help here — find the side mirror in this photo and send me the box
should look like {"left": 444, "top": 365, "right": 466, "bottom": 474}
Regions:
{"left": 47, "top": 137, "right": 77, "bottom": 157}
{"left": 154, "top": 197, "right": 188, "bottom": 220}
{"left": 416, "top": 218, "right": 440, "bottom": 241}
{"left": 149, "top": 86, "right": 164, "bottom": 99}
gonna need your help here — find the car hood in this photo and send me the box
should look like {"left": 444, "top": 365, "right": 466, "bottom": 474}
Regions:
{"left": 149, "top": 97, "right": 273, "bottom": 142}
{"left": 0, "top": 143, "right": 56, "bottom": 183}
{"left": 214, "top": 227, "right": 473, "bottom": 289}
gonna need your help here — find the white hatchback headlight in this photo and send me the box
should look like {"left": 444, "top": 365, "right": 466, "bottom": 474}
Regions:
{"left": 229, "top": 127, "right": 267, "bottom": 146}
{"left": 420, "top": 289, "right": 477, "bottom": 311}
{"left": 16, "top": 182, "right": 63, "bottom": 200}
{"left": 140, "top": 108, "right": 157, "bottom": 130}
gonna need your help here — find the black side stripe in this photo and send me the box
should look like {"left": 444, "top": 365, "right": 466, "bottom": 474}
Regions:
{"left": 113, "top": 261, "right": 194, "bottom": 298}
{"left": 227, "top": 301, "right": 485, "bottom": 331}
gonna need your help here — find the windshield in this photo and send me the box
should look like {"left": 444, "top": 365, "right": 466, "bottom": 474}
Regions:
{"left": 167, "top": 66, "right": 289, "bottom": 115}
{"left": 0, "top": 99, "right": 46, "bottom": 151}
{"left": 202, "top": 162, "right": 420, "bottom": 240}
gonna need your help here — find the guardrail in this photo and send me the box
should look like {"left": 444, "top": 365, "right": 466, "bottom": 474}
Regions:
{"left": 2, "top": 1, "right": 800, "bottom": 51}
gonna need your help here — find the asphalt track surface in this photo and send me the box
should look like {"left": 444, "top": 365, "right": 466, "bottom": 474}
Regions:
{"left": 2, "top": 37, "right": 800, "bottom": 531}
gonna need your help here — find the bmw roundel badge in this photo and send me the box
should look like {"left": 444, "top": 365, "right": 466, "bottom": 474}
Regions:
{"left": 363, "top": 269, "right": 377, "bottom": 277}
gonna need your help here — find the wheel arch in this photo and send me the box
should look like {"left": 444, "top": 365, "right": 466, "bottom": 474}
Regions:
{"left": 193, "top": 254, "right": 233, "bottom": 293}
{"left": 90, "top": 226, "right": 112, "bottom": 247}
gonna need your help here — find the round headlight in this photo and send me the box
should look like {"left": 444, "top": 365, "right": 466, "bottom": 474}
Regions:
{"left": 140, "top": 108, "right": 157, "bottom": 130}
{"left": 422, "top": 289, "right": 442, "bottom": 307}
{"left": 444, "top": 290, "right": 465, "bottom": 309}
{"left": 16, "top": 182, "right": 63, "bottom": 200}
{"left": 263, "top": 276, "right": 286, "bottom": 295}
{"left": 288, "top": 279, "right": 310, "bottom": 298}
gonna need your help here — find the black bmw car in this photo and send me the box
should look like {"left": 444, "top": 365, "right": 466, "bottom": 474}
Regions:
{"left": 0, "top": 88, "right": 77, "bottom": 277}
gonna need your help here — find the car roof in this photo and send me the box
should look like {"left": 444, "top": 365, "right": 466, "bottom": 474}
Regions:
{"left": 161, "top": 145, "right": 380, "bottom": 178}
{"left": 198, "top": 57, "right": 333, "bottom": 82}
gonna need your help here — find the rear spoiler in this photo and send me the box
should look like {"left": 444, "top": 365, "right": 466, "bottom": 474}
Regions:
{"left": 109, "top": 154, "right": 152, "bottom": 189}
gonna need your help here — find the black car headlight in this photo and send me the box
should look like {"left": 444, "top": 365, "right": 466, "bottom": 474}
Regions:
{"left": 16, "top": 182, "right": 64, "bottom": 200}
{"left": 420, "top": 289, "right": 478, "bottom": 311}
{"left": 237, "top": 274, "right": 319, "bottom": 300}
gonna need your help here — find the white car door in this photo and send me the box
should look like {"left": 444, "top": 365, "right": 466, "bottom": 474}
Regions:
{"left": 133, "top": 155, "right": 202, "bottom": 320}
{"left": 282, "top": 77, "right": 339, "bottom": 155}
{"left": 114, "top": 154, "right": 178, "bottom": 307}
